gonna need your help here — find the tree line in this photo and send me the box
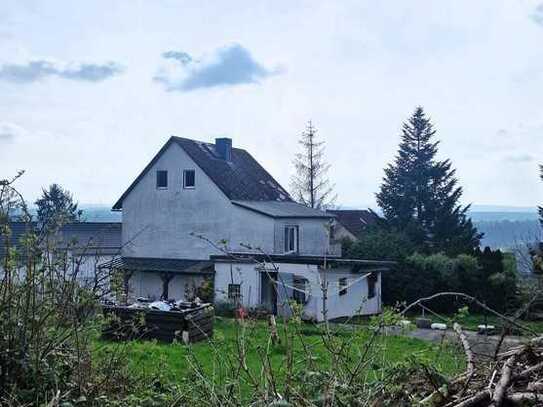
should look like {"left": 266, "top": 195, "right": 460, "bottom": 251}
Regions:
{"left": 291, "top": 107, "right": 541, "bottom": 313}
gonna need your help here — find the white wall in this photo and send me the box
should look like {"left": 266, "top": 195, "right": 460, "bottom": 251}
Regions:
{"left": 121, "top": 143, "right": 279, "bottom": 259}
{"left": 0, "top": 252, "right": 118, "bottom": 295}
{"left": 127, "top": 271, "right": 206, "bottom": 301}
{"left": 273, "top": 219, "right": 331, "bottom": 256}
{"left": 214, "top": 261, "right": 381, "bottom": 321}
{"left": 120, "top": 142, "right": 332, "bottom": 260}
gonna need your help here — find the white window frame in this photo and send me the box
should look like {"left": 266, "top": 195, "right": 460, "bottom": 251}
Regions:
{"left": 284, "top": 225, "right": 299, "bottom": 254}
{"left": 156, "top": 170, "right": 168, "bottom": 190}
{"left": 183, "top": 169, "right": 196, "bottom": 189}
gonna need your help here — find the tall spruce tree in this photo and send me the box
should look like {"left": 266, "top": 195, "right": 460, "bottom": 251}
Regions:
{"left": 290, "top": 121, "right": 336, "bottom": 209}
{"left": 539, "top": 165, "right": 543, "bottom": 226}
{"left": 35, "top": 183, "right": 82, "bottom": 232}
{"left": 376, "top": 107, "right": 481, "bottom": 255}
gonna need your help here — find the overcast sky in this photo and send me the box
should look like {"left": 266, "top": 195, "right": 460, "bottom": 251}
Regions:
{"left": 1, "top": 1, "right": 543, "bottom": 209}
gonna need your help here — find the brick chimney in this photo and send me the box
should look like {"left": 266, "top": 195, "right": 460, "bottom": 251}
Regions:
{"left": 215, "top": 138, "right": 232, "bottom": 161}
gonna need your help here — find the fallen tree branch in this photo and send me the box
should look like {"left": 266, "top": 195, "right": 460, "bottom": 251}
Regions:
{"left": 453, "top": 323, "right": 475, "bottom": 377}
{"left": 506, "top": 392, "right": 542, "bottom": 405}
{"left": 490, "top": 354, "right": 517, "bottom": 407}
{"left": 451, "top": 390, "right": 491, "bottom": 407}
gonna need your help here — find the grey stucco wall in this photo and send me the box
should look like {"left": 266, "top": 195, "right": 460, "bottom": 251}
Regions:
{"left": 120, "top": 142, "right": 331, "bottom": 259}
{"left": 121, "top": 142, "right": 275, "bottom": 259}
{"left": 128, "top": 271, "right": 205, "bottom": 301}
{"left": 273, "top": 218, "right": 331, "bottom": 256}
{"left": 214, "top": 261, "right": 381, "bottom": 321}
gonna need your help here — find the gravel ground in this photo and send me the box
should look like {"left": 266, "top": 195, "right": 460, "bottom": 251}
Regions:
{"left": 385, "top": 326, "right": 527, "bottom": 358}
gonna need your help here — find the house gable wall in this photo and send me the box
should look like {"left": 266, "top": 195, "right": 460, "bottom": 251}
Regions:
{"left": 121, "top": 142, "right": 276, "bottom": 259}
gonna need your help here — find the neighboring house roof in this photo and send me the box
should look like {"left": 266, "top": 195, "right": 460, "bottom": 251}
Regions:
{"left": 232, "top": 200, "right": 333, "bottom": 219}
{"left": 113, "top": 136, "right": 292, "bottom": 210}
{"left": 327, "top": 210, "right": 378, "bottom": 238}
{"left": 59, "top": 222, "right": 122, "bottom": 255}
{"left": 0, "top": 222, "right": 122, "bottom": 261}
{"left": 98, "top": 257, "right": 214, "bottom": 275}
{"left": 0, "top": 221, "right": 36, "bottom": 261}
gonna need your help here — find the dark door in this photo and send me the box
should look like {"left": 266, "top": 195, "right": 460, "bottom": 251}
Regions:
{"left": 260, "top": 272, "right": 278, "bottom": 315}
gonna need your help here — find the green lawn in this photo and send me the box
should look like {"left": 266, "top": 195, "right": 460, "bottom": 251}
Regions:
{"left": 93, "top": 317, "right": 464, "bottom": 396}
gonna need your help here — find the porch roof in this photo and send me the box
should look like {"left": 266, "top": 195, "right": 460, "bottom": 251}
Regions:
{"left": 98, "top": 257, "right": 214, "bottom": 275}
{"left": 210, "top": 252, "right": 395, "bottom": 271}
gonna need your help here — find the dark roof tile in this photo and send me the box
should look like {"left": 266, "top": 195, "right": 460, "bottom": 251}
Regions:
{"left": 327, "top": 210, "right": 378, "bottom": 237}
{"left": 0, "top": 222, "right": 122, "bottom": 263}
{"left": 113, "top": 136, "right": 292, "bottom": 210}
{"left": 98, "top": 257, "right": 214, "bottom": 274}
{"left": 232, "top": 200, "right": 332, "bottom": 218}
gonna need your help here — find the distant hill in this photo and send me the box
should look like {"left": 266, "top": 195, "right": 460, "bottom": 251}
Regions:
{"left": 474, "top": 219, "right": 541, "bottom": 249}
{"left": 467, "top": 207, "right": 540, "bottom": 249}
{"left": 80, "top": 205, "right": 121, "bottom": 222}
{"left": 20, "top": 204, "right": 122, "bottom": 223}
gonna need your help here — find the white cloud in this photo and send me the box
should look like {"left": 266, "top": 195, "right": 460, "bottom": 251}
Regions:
{"left": 0, "top": 59, "right": 123, "bottom": 83}
{"left": 531, "top": 3, "right": 543, "bottom": 26}
{"left": 154, "top": 44, "right": 279, "bottom": 92}
{"left": 0, "top": 1, "right": 542, "bottom": 207}
{"left": 504, "top": 153, "right": 536, "bottom": 163}
{"left": 0, "top": 122, "right": 26, "bottom": 142}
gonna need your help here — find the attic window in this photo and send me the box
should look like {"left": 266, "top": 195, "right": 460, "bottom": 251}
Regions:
{"left": 156, "top": 170, "right": 168, "bottom": 189}
{"left": 183, "top": 170, "right": 195, "bottom": 189}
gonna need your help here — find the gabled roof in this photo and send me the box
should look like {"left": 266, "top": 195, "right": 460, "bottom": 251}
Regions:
{"left": 59, "top": 222, "right": 121, "bottom": 252}
{"left": 112, "top": 136, "right": 292, "bottom": 210}
{"left": 0, "top": 221, "right": 36, "bottom": 262}
{"left": 0, "top": 222, "right": 122, "bottom": 261}
{"left": 327, "top": 210, "right": 378, "bottom": 237}
{"left": 232, "top": 200, "right": 333, "bottom": 219}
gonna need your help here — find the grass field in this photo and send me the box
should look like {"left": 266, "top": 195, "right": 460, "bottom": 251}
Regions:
{"left": 93, "top": 317, "right": 465, "bottom": 395}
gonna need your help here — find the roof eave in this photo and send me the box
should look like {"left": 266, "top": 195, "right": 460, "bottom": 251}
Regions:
{"left": 231, "top": 201, "right": 334, "bottom": 219}
{"left": 211, "top": 252, "right": 396, "bottom": 268}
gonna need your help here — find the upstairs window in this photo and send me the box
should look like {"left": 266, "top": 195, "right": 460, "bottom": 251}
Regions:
{"left": 284, "top": 225, "right": 299, "bottom": 254}
{"left": 339, "top": 277, "right": 348, "bottom": 296}
{"left": 183, "top": 169, "right": 195, "bottom": 189}
{"left": 156, "top": 170, "right": 168, "bottom": 189}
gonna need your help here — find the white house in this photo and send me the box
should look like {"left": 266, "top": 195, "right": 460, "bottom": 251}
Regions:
{"left": 102, "top": 136, "right": 394, "bottom": 321}
{"left": 0, "top": 221, "right": 121, "bottom": 294}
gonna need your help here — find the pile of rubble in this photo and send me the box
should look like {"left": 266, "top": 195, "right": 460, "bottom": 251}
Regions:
{"left": 420, "top": 326, "right": 543, "bottom": 406}
{"left": 104, "top": 297, "right": 204, "bottom": 312}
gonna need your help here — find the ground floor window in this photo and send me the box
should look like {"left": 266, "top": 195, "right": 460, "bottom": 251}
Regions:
{"left": 339, "top": 277, "right": 348, "bottom": 296}
{"left": 367, "top": 273, "right": 378, "bottom": 299}
{"left": 292, "top": 276, "right": 307, "bottom": 304}
{"left": 228, "top": 283, "right": 241, "bottom": 301}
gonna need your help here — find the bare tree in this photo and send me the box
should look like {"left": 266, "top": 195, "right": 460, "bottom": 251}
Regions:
{"left": 290, "top": 121, "right": 337, "bottom": 209}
